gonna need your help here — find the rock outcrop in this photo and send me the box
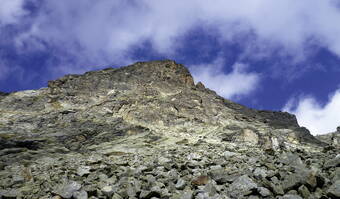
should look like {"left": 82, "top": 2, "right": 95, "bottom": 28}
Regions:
{"left": 0, "top": 60, "right": 338, "bottom": 199}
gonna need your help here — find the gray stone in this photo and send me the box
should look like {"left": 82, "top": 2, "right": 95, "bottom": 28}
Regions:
{"left": 280, "top": 152, "right": 304, "bottom": 168}
{"left": 53, "top": 181, "right": 82, "bottom": 199}
{"left": 187, "top": 153, "right": 202, "bottom": 161}
{"left": 282, "top": 169, "right": 317, "bottom": 192}
{"left": 327, "top": 180, "right": 340, "bottom": 198}
{"left": 175, "top": 178, "right": 186, "bottom": 190}
{"left": 87, "top": 154, "right": 103, "bottom": 164}
{"left": 111, "top": 193, "right": 123, "bottom": 199}
{"left": 195, "top": 192, "right": 209, "bottom": 199}
{"left": 0, "top": 189, "right": 19, "bottom": 198}
{"left": 283, "top": 174, "right": 302, "bottom": 192}
{"left": 101, "top": 186, "right": 114, "bottom": 197}
{"left": 73, "top": 190, "right": 88, "bottom": 199}
{"left": 158, "top": 157, "right": 171, "bottom": 165}
{"left": 177, "top": 191, "right": 193, "bottom": 199}
{"left": 253, "top": 167, "right": 267, "bottom": 179}
{"left": 139, "top": 188, "right": 161, "bottom": 199}
{"left": 229, "top": 175, "right": 257, "bottom": 197}
{"left": 262, "top": 178, "right": 284, "bottom": 195}
{"left": 126, "top": 183, "right": 138, "bottom": 197}
{"left": 257, "top": 187, "right": 271, "bottom": 197}
{"left": 11, "top": 173, "right": 25, "bottom": 185}
{"left": 247, "top": 196, "right": 260, "bottom": 199}
{"left": 333, "top": 167, "right": 340, "bottom": 182}
{"left": 241, "top": 129, "right": 259, "bottom": 144}
{"left": 223, "top": 151, "right": 237, "bottom": 159}
{"left": 324, "top": 154, "right": 340, "bottom": 168}
{"left": 298, "top": 185, "right": 310, "bottom": 199}
{"left": 287, "top": 190, "right": 298, "bottom": 195}
{"left": 282, "top": 194, "right": 303, "bottom": 199}
{"left": 77, "top": 166, "right": 91, "bottom": 177}
{"left": 209, "top": 168, "right": 230, "bottom": 184}
{"left": 312, "top": 188, "right": 326, "bottom": 199}
{"left": 203, "top": 182, "right": 217, "bottom": 196}
{"left": 195, "top": 192, "right": 221, "bottom": 199}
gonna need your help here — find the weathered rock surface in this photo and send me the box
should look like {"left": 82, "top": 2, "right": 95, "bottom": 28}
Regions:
{"left": 0, "top": 60, "right": 338, "bottom": 198}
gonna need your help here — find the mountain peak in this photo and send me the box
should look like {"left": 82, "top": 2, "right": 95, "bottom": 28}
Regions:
{"left": 48, "top": 60, "right": 195, "bottom": 96}
{"left": 0, "top": 60, "right": 338, "bottom": 199}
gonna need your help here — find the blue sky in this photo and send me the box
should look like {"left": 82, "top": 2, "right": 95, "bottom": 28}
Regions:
{"left": 1, "top": 0, "right": 340, "bottom": 135}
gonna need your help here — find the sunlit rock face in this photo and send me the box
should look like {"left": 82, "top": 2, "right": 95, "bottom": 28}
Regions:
{"left": 0, "top": 60, "right": 338, "bottom": 198}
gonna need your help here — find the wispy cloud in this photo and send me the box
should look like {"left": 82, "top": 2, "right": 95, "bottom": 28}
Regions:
{"left": 190, "top": 57, "right": 260, "bottom": 100}
{"left": 283, "top": 89, "right": 340, "bottom": 135}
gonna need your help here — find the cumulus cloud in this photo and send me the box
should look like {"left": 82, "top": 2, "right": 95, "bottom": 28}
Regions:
{"left": 0, "top": 0, "right": 27, "bottom": 25}
{"left": 283, "top": 90, "right": 340, "bottom": 135}
{"left": 10, "top": 1, "right": 340, "bottom": 64}
{"left": 2, "top": 0, "right": 340, "bottom": 82}
{"left": 190, "top": 57, "right": 260, "bottom": 99}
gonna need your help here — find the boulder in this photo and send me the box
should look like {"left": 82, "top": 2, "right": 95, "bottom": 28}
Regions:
{"left": 229, "top": 175, "right": 257, "bottom": 197}
{"left": 53, "top": 181, "right": 82, "bottom": 199}
{"left": 327, "top": 180, "right": 340, "bottom": 198}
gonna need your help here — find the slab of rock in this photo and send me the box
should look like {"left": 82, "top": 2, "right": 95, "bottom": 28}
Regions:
{"left": 223, "top": 151, "right": 238, "bottom": 159}
{"left": 282, "top": 168, "right": 317, "bottom": 192}
{"left": 333, "top": 167, "right": 340, "bottom": 182}
{"left": 77, "top": 166, "right": 91, "bottom": 177}
{"left": 101, "top": 186, "right": 114, "bottom": 197}
{"left": 257, "top": 187, "right": 271, "bottom": 197}
{"left": 175, "top": 178, "right": 186, "bottom": 190}
{"left": 324, "top": 154, "right": 340, "bottom": 168}
{"left": 73, "top": 190, "right": 88, "bottom": 199}
{"left": 53, "top": 181, "right": 82, "bottom": 199}
{"left": 229, "top": 175, "right": 257, "bottom": 197}
{"left": 281, "top": 194, "right": 303, "bottom": 199}
{"left": 327, "top": 180, "right": 340, "bottom": 198}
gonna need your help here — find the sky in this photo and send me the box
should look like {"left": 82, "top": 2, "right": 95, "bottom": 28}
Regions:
{"left": 0, "top": 0, "right": 340, "bottom": 135}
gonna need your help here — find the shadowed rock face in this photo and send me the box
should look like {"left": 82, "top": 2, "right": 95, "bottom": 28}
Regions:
{"left": 0, "top": 60, "right": 338, "bottom": 198}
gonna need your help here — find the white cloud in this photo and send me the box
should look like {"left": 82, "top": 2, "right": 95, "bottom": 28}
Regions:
{"left": 17, "top": 2, "right": 340, "bottom": 58}
{"left": 283, "top": 90, "right": 340, "bottom": 135}
{"left": 190, "top": 57, "right": 260, "bottom": 99}
{"left": 0, "top": 0, "right": 27, "bottom": 25}
{"left": 3, "top": 0, "right": 340, "bottom": 80}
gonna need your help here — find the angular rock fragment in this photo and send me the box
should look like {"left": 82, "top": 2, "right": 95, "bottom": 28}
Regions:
{"left": 327, "top": 180, "right": 340, "bottom": 198}
{"left": 53, "top": 181, "right": 82, "bottom": 199}
{"left": 229, "top": 175, "right": 257, "bottom": 197}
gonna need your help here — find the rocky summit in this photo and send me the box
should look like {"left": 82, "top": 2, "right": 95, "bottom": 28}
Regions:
{"left": 0, "top": 60, "right": 339, "bottom": 199}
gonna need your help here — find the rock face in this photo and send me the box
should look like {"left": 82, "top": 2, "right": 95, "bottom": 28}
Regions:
{"left": 0, "top": 60, "right": 338, "bottom": 198}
